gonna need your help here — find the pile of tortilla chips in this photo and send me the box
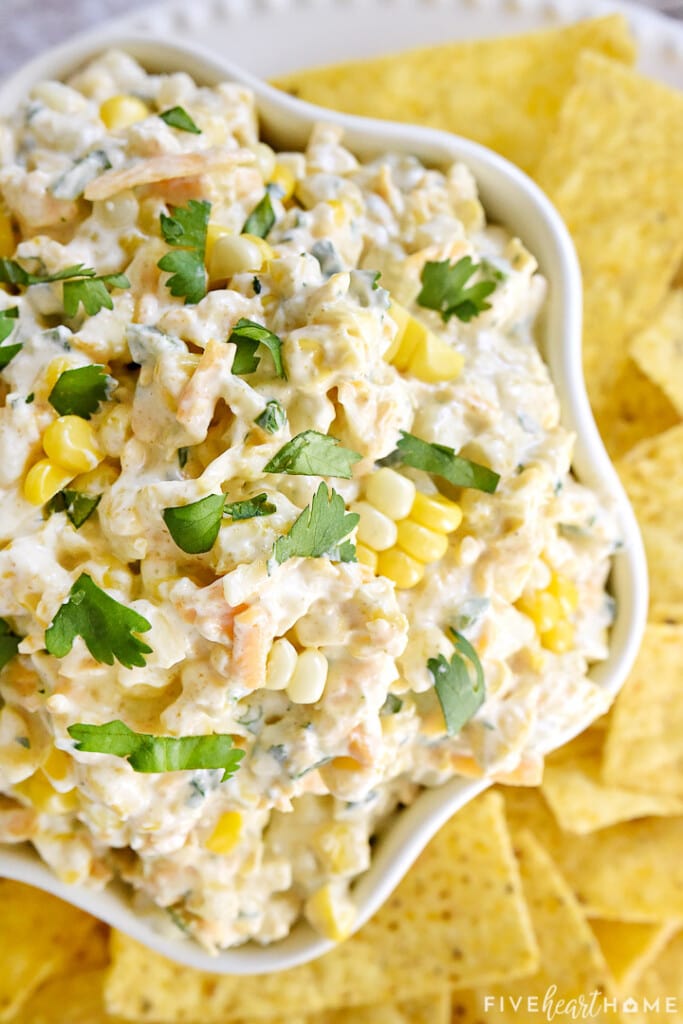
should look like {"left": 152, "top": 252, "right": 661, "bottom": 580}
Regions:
{"left": 4, "top": 14, "right": 683, "bottom": 1023}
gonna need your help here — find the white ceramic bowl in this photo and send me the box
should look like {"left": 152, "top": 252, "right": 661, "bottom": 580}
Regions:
{"left": 0, "top": 33, "right": 648, "bottom": 975}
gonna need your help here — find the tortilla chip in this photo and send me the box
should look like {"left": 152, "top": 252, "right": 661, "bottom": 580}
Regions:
{"left": 272, "top": 17, "right": 634, "bottom": 174}
{"left": 631, "top": 931, "right": 683, "bottom": 1019}
{"left": 541, "top": 726, "right": 683, "bottom": 833}
{"left": 630, "top": 290, "right": 683, "bottom": 418}
{"left": 649, "top": 603, "right": 683, "bottom": 625}
{"left": 452, "top": 831, "right": 619, "bottom": 1022}
{"left": 536, "top": 53, "right": 683, "bottom": 458}
{"left": 602, "top": 623, "right": 683, "bottom": 799}
{"left": 105, "top": 792, "right": 537, "bottom": 1021}
{"left": 590, "top": 920, "right": 678, "bottom": 994}
{"left": 503, "top": 788, "right": 683, "bottom": 922}
{"left": 0, "top": 880, "right": 105, "bottom": 1021}
{"left": 12, "top": 970, "right": 128, "bottom": 1024}
{"left": 615, "top": 426, "right": 683, "bottom": 604}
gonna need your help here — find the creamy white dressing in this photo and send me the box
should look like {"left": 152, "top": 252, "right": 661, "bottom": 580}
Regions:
{"left": 0, "top": 51, "right": 618, "bottom": 951}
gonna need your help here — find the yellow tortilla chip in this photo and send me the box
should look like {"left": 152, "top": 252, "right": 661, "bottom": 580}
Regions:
{"left": 590, "top": 920, "right": 678, "bottom": 994}
{"left": 454, "top": 831, "right": 619, "bottom": 1022}
{"left": 631, "top": 931, "right": 683, "bottom": 1019}
{"left": 616, "top": 425, "right": 683, "bottom": 605}
{"left": 649, "top": 603, "right": 683, "bottom": 625}
{"left": 541, "top": 726, "right": 683, "bottom": 833}
{"left": 602, "top": 623, "right": 683, "bottom": 799}
{"left": 536, "top": 53, "right": 683, "bottom": 458}
{"left": 0, "top": 880, "right": 105, "bottom": 1021}
{"left": 105, "top": 792, "right": 537, "bottom": 1021}
{"left": 272, "top": 17, "right": 634, "bottom": 174}
{"left": 503, "top": 788, "right": 683, "bottom": 922}
{"left": 630, "top": 290, "right": 683, "bottom": 418}
{"left": 12, "top": 970, "right": 128, "bottom": 1024}
{"left": 239, "top": 992, "right": 451, "bottom": 1024}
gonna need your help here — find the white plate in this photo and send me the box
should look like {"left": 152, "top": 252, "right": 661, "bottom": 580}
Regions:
{"left": 94, "top": 0, "right": 683, "bottom": 90}
{"left": 0, "top": 32, "right": 647, "bottom": 975}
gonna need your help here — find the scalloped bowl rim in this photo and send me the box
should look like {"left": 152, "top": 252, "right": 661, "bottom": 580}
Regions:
{"left": 0, "top": 32, "right": 648, "bottom": 975}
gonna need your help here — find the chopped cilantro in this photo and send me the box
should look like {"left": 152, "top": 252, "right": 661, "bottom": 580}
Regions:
{"left": 242, "top": 191, "right": 275, "bottom": 239}
{"left": 417, "top": 256, "right": 500, "bottom": 323}
{"left": 229, "top": 318, "right": 285, "bottom": 379}
{"left": 45, "top": 574, "right": 152, "bottom": 669}
{"left": 67, "top": 720, "right": 243, "bottom": 782}
{"left": 177, "top": 446, "right": 190, "bottom": 469}
{"left": 255, "top": 399, "right": 286, "bottom": 434}
{"left": 380, "top": 431, "right": 499, "bottom": 493}
{"left": 158, "top": 199, "right": 210, "bottom": 305}
{"left": 47, "top": 490, "right": 101, "bottom": 529}
{"left": 0, "top": 618, "right": 21, "bottom": 671}
{"left": 428, "top": 628, "right": 485, "bottom": 736}
{"left": 272, "top": 482, "right": 358, "bottom": 565}
{"left": 0, "top": 306, "right": 19, "bottom": 344}
{"left": 163, "top": 492, "right": 275, "bottom": 554}
{"left": 264, "top": 430, "right": 361, "bottom": 479}
{"left": 48, "top": 364, "right": 111, "bottom": 419}
{"left": 159, "top": 106, "right": 201, "bottom": 134}
{"left": 63, "top": 272, "right": 130, "bottom": 318}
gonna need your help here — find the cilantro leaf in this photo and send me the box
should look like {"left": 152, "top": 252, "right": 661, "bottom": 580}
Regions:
{"left": 255, "top": 399, "right": 286, "bottom": 434}
{"left": 381, "top": 431, "right": 499, "bottom": 493}
{"left": 224, "top": 493, "right": 276, "bottom": 520}
{"left": 417, "top": 257, "right": 499, "bottom": 323}
{"left": 159, "top": 106, "right": 201, "bottom": 134}
{"left": 242, "top": 191, "right": 275, "bottom": 239}
{"left": 67, "top": 720, "right": 243, "bottom": 782}
{"left": 48, "top": 364, "right": 111, "bottom": 419}
{"left": 45, "top": 574, "right": 152, "bottom": 669}
{"left": 0, "top": 307, "right": 21, "bottom": 370}
{"left": 0, "top": 618, "right": 22, "bottom": 671}
{"left": 229, "top": 318, "right": 285, "bottom": 379}
{"left": 63, "top": 273, "right": 129, "bottom": 318}
{"left": 163, "top": 491, "right": 276, "bottom": 553}
{"left": 0, "top": 260, "right": 93, "bottom": 287}
{"left": 0, "top": 306, "right": 19, "bottom": 344}
{"left": 428, "top": 628, "right": 485, "bottom": 736}
{"left": 273, "top": 482, "right": 359, "bottom": 565}
{"left": 158, "top": 199, "right": 210, "bottom": 304}
{"left": 264, "top": 430, "right": 362, "bottom": 479}
{"left": 163, "top": 493, "right": 226, "bottom": 554}
{"left": 47, "top": 489, "right": 101, "bottom": 529}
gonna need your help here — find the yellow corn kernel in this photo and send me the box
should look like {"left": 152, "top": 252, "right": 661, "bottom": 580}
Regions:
{"left": 287, "top": 649, "right": 328, "bottom": 704}
{"left": 314, "top": 822, "right": 359, "bottom": 874}
{"left": 355, "top": 543, "right": 378, "bottom": 573}
{"left": 42, "top": 357, "right": 74, "bottom": 398}
{"left": 23, "top": 459, "right": 73, "bottom": 506}
{"left": 206, "top": 221, "right": 228, "bottom": 259}
{"left": 42, "top": 416, "right": 102, "bottom": 474}
{"left": 516, "top": 591, "right": 562, "bottom": 635}
{"left": 0, "top": 206, "right": 15, "bottom": 258}
{"left": 208, "top": 233, "right": 265, "bottom": 282}
{"left": 547, "top": 572, "right": 579, "bottom": 614}
{"left": 205, "top": 811, "right": 243, "bottom": 855}
{"left": 41, "top": 748, "right": 72, "bottom": 784}
{"left": 376, "top": 548, "right": 425, "bottom": 590}
{"left": 244, "top": 234, "right": 274, "bottom": 263}
{"left": 269, "top": 162, "right": 296, "bottom": 202}
{"left": 408, "top": 331, "right": 464, "bottom": 383}
{"left": 410, "top": 491, "right": 463, "bottom": 534}
{"left": 100, "top": 94, "right": 150, "bottom": 131}
{"left": 331, "top": 757, "right": 363, "bottom": 772}
{"left": 351, "top": 501, "right": 397, "bottom": 552}
{"left": 252, "top": 141, "right": 276, "bottom": 182}
{"left": 396, "top": 519, "right": 449, "bottom": 564}
{"left": 541, "top": 620, "right": 575, "bottom": 654}
{"left": 264, "top": 637, "right": 298, "bottom": 691}
{"left": 364, "top": 467, "right": 416, "bottom": 522}
{"left": 14, "top": 772, "right": 78, "bottom": 814}
{"left": 305, "top": 884, "right": 356, "bottom": 943}
{"left": 384, "top": 302, "right": 422, "bottom": 370}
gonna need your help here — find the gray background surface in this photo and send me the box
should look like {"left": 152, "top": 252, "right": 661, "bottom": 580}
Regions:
{"left": 0, "top": 0, "right": 681, "bottom": 79}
